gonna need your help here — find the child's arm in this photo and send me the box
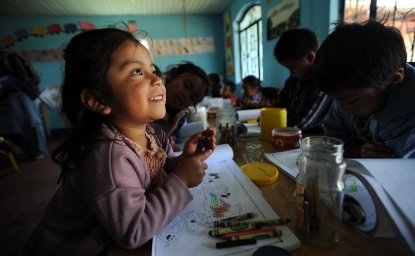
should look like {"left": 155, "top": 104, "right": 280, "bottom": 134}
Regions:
{"left": 360, "top": 141, "right": 396, "bottom": 158}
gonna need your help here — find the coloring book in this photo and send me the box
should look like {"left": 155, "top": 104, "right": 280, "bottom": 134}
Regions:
{"left": 152, "top": 144, "right": 301, "bottom": 256}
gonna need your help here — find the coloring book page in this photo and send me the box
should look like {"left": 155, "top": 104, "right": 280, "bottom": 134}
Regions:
{"left": 152, "top": 145, "right": 300, "bottom": 256}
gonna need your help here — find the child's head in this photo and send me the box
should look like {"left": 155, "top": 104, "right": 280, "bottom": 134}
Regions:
{"left": 260, "top": 87, "right": 280, "bottom": 107}
{"left": 164, "top": 62, "right": 209, "bottom": 111}
{"left": 208, "top": 73, "right": 221, "bottom": 86}
{"left": 61, "top": 28, "right": 165, "bottom": 131}
{"left": 313, "top": 21, "right": 406, "bottom": 117}
{"left": 222, "top": 80, "right": 235, "bottom": 97}
{"left": 242, "top": 75, "right": 261, "bottom": 97}
{"left": 273, "top": 28, "right": 319, "bottom": 79}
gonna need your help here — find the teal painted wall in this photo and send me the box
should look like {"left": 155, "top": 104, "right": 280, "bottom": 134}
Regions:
{"left": 0, "top": 15, "right": 225, "bottom": 132}
{"left": 0, "top": 1, "right": 341, "bottom": 133}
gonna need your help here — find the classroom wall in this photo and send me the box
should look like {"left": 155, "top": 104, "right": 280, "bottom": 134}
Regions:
{"left": 0, "top": 1, "right": 341, "bottom": 134}
{"left": 0, "top": 14, "right": 225, "bottom": 132}
{"left": 225, "top": 0, "right": 340, "bottom": 95}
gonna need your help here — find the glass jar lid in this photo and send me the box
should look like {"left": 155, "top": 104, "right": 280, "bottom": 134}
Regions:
{"left": 272, "top": 127, "right": 301, "bottom": 136}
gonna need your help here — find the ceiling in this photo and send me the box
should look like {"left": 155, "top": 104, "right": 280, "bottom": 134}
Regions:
{"left": 0, "top": 0, "right": 233, "bottom": 17}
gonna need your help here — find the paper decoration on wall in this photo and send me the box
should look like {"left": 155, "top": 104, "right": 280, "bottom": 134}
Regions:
{"left": 152, "top": 37, "right": 215, "bottom": 56}
{"left": 0, "top": 21, "right": 95, "bottom": 49}
{"left": 10, "top": 36, "right": 214, "bottom": 62}
{"left": 266, "top": 0, "right": 300, "bottom": 40}
{"left": 224, "top": 11, "right": 234, "bottom": 76}
{"left": 127, "top": 20, "right": 137, "bottom": 32}
{"left": 79, "top": 21, "right": 96, "bottom": 31}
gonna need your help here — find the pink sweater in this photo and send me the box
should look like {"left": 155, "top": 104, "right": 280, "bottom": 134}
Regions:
{"left": 25, "top": 123, "right": 192, "bottom": 255}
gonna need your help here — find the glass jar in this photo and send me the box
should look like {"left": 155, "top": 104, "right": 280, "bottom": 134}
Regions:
{"left": 294, "top": 136, "right": 346, "bottom": 247}
{"left": 215, "top": 108, "right": 237, "bottom": 145}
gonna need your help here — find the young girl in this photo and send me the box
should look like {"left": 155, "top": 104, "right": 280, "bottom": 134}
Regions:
{"left": 24, "top": 28, "right": 215, "bottom": 255}
{"left": 237, "top": 75, "right": 262, "bottom": 109}
{"left": 157, "top": 62, "right": 210, "bottom": 150}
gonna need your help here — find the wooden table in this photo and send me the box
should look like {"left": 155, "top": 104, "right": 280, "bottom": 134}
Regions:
{"left": 108, "top": 136, "right": 411, "bottom": 256}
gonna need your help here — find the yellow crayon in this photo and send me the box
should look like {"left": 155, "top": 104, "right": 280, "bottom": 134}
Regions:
{"left": 209, "top": 223, "right": 256, "bottom": 237}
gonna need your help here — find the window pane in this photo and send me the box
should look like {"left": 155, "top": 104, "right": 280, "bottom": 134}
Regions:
{"left": 247, "top": 25, "right": 259, "bottom": 77}
{"left": 343, "top": 0, "right": 415, "bottom": 61}
{"left": 240, "top": 5, "right": 262, "bottom": 30}
{"left": 343, "top": 0, "right": 371, "bottom": 23}
{"left": 376, "top": 1, "right": 415, "bottom": 62}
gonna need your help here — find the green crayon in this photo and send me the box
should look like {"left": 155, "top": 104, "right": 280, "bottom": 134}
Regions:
{"left": 211, "top": 218, "right": 291, "bottom": 228}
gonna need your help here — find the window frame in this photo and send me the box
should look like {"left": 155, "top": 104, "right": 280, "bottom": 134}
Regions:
{"left": 238, "top": 4, "right": 263, "bottom": 81}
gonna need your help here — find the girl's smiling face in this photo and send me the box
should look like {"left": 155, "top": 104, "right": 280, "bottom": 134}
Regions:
{"left": 105, "top": 40, "right": 166, "bottom": 128}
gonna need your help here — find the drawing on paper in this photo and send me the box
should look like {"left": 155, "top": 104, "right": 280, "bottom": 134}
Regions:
{"left": 157, "top": 167, "right": 248, "bottom": 248}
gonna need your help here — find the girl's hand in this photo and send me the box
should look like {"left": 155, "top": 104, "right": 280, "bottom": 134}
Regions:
{"left": 183, "top": 128, "right": 216, "bottom": 157}
{"left": 173, "top": 149, "right": 213, "bottom": 188}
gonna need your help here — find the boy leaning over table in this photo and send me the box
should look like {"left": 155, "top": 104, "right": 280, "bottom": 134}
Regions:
{"left": 313, "top": 20, "right": 415, "bottom": 158}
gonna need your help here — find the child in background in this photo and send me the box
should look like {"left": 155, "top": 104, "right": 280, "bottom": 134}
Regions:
{"left": 314, "top": 20, "right": 415, "bottom": 158}
{"left": 259, "top": 87, "right": 280, "bottom": 108}
{"left": 208, "top": 73, "right": 222, "bottom": 98}
{"left": 274, "top": 28, "right": 332, "bottom": 134}
{"left": 158, "top": 62, "right": 210, "bottom": 151}
{"left": 237, "top": 75, "right": 262, "bottom": 109}
{"left": 24, "top": 28, "right": 216, "bottom": 255}
{"left": 221, "top": 80, "right": 237, "bottom": 105}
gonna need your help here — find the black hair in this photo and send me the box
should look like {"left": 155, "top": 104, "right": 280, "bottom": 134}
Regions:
{"left": 313, "top": 20, "right": 407, "bottom": 93}
{"left": 53, "top": 28, "right": 143, "bottom": 174}
{"left": 153, "top": 63, "right": 162, "bottom": 78}
{"left": 242, "top": 75, "right": 261, "bottom": 90}
{"left": 223, "top": 80, "right": 235, "bottom": 92}
{"left": 165, "top": 61, "right": 209, "bottom": 110}
{"left": 208, "top": 73, "right": 221, "bottom": 85}
{"left": 274, "top": 28, "right": 319, "bottom": 63}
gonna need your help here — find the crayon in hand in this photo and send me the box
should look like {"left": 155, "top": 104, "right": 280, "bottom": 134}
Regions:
{"left": 196, "top": 137, "right": 210, "bottom": 153}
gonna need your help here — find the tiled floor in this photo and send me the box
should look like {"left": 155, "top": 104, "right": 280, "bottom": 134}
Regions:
{"left": 0, "top": 138, "right": 62, "bottom": 255}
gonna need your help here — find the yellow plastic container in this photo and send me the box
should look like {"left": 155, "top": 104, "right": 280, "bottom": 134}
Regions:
{"left": 260, "top": 108, "right": 287, "bottom": 141}
{"left": 241, "top": 162, "right": 279, "bottom": 185}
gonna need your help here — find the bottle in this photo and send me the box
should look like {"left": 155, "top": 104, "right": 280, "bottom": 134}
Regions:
{"left": 294, "top": 136, "right": 346, "bottom": 247}
{"left": 260, "top": 108, "right": 287, "bottom": 141}
{"left": 215, "top": 108, "right": 237, "bottom": 145}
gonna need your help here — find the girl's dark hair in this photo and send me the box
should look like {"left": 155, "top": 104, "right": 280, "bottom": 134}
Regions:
{"left": 313, "top": 20, "right": 407, "bottom": 93}
{"left": 165, "top": 61, "right": 209, "bottom": 108}
{"left": 242, "top": 75, "right": 261, "bottom": 90}
{"left": 274, "top": 28, "right": 319, "bottom": 63}
{"left": 53, "top": 28, "right": 140, "bottom": 174}
{"left": 224, "top": 80, "right": 235, "bottom": 92}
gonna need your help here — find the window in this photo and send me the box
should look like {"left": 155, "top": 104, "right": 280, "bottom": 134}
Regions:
{"left": 342, "top": 0, "right": 415, "bottom": 62}
{"left": 238, "top": 5, "right": 263, "bottom": 80}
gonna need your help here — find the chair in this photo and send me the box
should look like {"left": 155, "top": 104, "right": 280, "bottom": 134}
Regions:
{"left": 0, "top": 137, "right": 19, "bottom": 171}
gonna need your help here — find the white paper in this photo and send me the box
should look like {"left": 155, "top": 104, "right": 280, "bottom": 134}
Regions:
{"left": 153, "top": 146, "right": 301, "bottom": 256}
{"left": 347, "top": 159, "right": 415, "bottom": 253}
{"left": 264, "top": 149, "right": 301, "bottom": 180}
{"left": 236, "top": 109, "right": 260, "bottom": 122}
